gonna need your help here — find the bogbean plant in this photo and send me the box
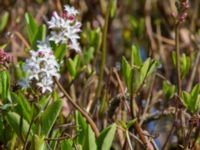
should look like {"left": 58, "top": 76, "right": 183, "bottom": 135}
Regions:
{"left": 0, "top": 0, "right": 200, "bottom": 150}
{"left": 0, "top": 4, "right": 116, "bottom": 150}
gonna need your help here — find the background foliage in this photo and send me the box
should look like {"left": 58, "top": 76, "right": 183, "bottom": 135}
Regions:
{"left": 0, "top": 0, "right": 200, "bottom": 149}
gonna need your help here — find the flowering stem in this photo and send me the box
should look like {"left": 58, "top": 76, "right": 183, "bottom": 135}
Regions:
{"left": 55, "top": 79, "right": 100, "bottom": 137}
{"left": 175, "top": 22, "right": 187, "bottom": 143}
{"left": 14, "top": 31, "right": 30, "bottom": 49}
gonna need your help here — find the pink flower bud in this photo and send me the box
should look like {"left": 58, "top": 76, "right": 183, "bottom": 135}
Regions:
{"left": 0, "top": 49, "right": 11, "bottom": 65}
{"left": 62, "top": 12, "right": 68, "bottom": 19}
{"left": 179, "top": 12, "right": 188, "bottom": 22}
{"left": 38, "top": 51, "right": 44, "bottom": 57}
{"left": 68, "top": 15, "right": 75, "bottom": 21}
{"left": 171, "top": 12, "right": 177, "bottom": 18}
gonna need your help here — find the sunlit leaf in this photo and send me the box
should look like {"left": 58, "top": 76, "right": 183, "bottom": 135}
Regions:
{"left": 40, "top": 100, "right": 63, "bottom": 136}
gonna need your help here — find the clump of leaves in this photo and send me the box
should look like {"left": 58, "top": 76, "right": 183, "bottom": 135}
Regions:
{"left": 121, "top": 45, "right": 159, "bottom": 93}
{"left": 163, "top": 80, "right": 176, "bottom": 99}
{"left": 172, "top": 52, "right": 190, "bottom": 78}
{"left": 181, "top": 84, "right": 200, "bottom": 113}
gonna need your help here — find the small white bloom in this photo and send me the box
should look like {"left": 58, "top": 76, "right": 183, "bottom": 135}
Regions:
{"left": 47, "top": 5, "right": 81, "bottom": 52}
{"left": 64, "top": 5, "right": 79, "bottom": 16}
{"left": 21, "top": 42, "right": 60, "bottom": 93}
{"left": 17, "top": 78, "right": 30, "bottom": 89}
{"left": 69, "top": 39, "right": 81, "bottom": 52}
{"left": 49, "top": 31, "right": 67, "bottom": 44}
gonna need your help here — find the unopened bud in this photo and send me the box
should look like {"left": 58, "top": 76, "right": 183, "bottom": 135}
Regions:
{"left": 62, "top": 12, "right": 68, "bottom": 19}
{"left": 179, "top": 12, "right": 188, "bottom": 22}
{"left": 0, "top": 49, "right": 11, "bottom": 66}
{"left": 182, "top": 1, "right": 190, "bottom": 9}
{"left": 171, "top": 12, "right": 177, "bottom": 18}
{"left": 68, "top": 15, "right": 75, "bottom": 21}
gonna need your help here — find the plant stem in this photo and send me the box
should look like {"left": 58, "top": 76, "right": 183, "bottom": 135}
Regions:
{"left": 186, "top": 42, "right": 200, "bottom": 91}
{"left": 175, "top": 23, "right": 182, "bottom": 96}
{"left": 126, "top": 130, "right": 134, "bottom": 150}
{"left": 92, "top": 1, "right": 111, "bottom": 111}
{"left": 175, "top": 22, "right": 187, "bottom": 143}
{"left": 55, "top": 79, "right": 100, "bottom": 137}
{"left": 130, "top": 94, "right": 147, "bottom": 147}
{"left": 23, "top": 114, "right": 35, "bottom": 150}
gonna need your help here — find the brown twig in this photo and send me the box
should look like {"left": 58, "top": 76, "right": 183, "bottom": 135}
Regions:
{"left": 14, "top": 31, "right": 31, "bottom": 49}
{"left": 144, "top": 0, "right": 157, "bottom": 53}
{"left": 140, "top": 75, "right": 155, "bottom": 125}
{"left": 175, "top": 23, "right": 182, "bottom": 96}
{"left": 186, "top": 39, "right": 200, "bottom": 91}
{"left": 117, "top": 126, "right": 143, "bottom": 147}
{"left": 55, "top": 79, "right": 100, "bottom": 137}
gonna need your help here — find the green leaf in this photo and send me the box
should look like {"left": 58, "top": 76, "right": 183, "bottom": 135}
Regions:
{"left": 172, "top": 51, "right": 176, "bottom": 66}
{"left": 11, "top": 92, "right": 33, "bottom": 123}
{"left": 191, "top": 84, "right": 200, "bottom": 101}
{"left": 0, "top": 103, "right": 14, "bottom": 111}
{"left": 38, "top": 95, "right": 50, "bottom": 110}
{"left": 180, "top": 53, "right": 190, "bottom": 78}
{"left": 163, "top": 81, "right": 176, "bottom": 99}
{"left": 172, "top": 52, "right": 190, "bottom": 78}
{"left": 110, "top": 0, "right": 117, "bottom": 18}
{"left": 146, "top": 60, "right": 159, "bottom": 77}
{"left": 32, "top": 24, "right": 47, "bottom": 49}
{"left": 6, "top": 112, "right": 30, "bottom": 139}
{"left": 83, "top": 125, "right": 97, "bottom": 150}
{"left": 75, "top": 111, "right": 87, "bottom": 145}
{"left": 130, "top": 68, "right": 140, "bottom": 93}
{"left": 67, "top": 59, "right": 76, "bottom": 78}
{"left": 181, "top": 85, "right": 200, "bottom": 113}
{"left": 182, "top": 91, "right": 190, "bottom": 108}
{"left": 25, "top": 13, "right": 38, "bottom": 45}
{"left": 61, "top": 139, "right": 73, "bottom": 150}
{"left": 31, "top": 135, "right": 46, "bottom": 150}
{"left": 130, "top": 16, "right": 138, "bottom": 29}
{"left": 54, "top": 44, "right": 67, "bottom": 62}
{"left": 40, "top": 100, "right": 63, "bottom": 136}
{"left": 66, "top": 56, "right": 80, "bottom": 78}
{"left": 0, "top": 11, "right": 9, "bottom": 32}
{"left": 117, "top": 120, "right": 127, "bottom": 129}
{"left": 13, "top": 62, "right": 25, "bottom": 80}
{"left": 97, "top": 123, "right": 117, "bottom": 150}
{"left": 137, "top": 18, "right": 145, "bottom": 38}
{"left": 127, "top": 119, "right": 137, "bottom": 129}
{"left": 195, "top": 95, "right": 200, "bottom": 113}
{"left": 0, "top": 71, "right": 11, "bottom": 101}
{"left": 74, "top": 55, "right": 80, "bottom": 69}
{"left": 190, "top": 84, "right": 200, "bottom": 112}
{"left": 121, "top": 57, "right": 132, "bottom": 91}
{"left": 131, "top": 45, "right": 142, "bottom": 66}
{"left": 49, "top": 129, "right": 60, "bottom": 150}
{"left": 139, "top": 58, "right": 151, "bottom": 84}
{"left": 83, "top": 47, "right": 94, "bottom": 65}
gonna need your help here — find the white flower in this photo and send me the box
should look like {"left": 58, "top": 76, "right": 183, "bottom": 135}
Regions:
{"left": 17, "top": 78, "right": 30, "bottom": 89}
{"left": 47, "top": 5, "right": 81, "bottom": 52}
{"left": 48, "top": 31, "right": 67, "bottom": 44}
{"left": 64, "top": 5, "right": 78, "bottom": 16}
{"left": 21, "top": 42, "right": 60, "bottom": 93}
{"left": 69, "top": 39, "right": 81, "bottom": 52}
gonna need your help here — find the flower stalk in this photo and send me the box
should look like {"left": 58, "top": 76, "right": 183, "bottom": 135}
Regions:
{"left": 55, "top": 79, "right": 100, "bottom": 137}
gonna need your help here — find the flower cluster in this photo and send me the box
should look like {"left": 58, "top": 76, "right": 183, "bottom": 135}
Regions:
{"left": 171, "top": 0, "right": 190, "bottom": 23}
{"left": 21, "top": 42, "right": 60, "bottom": 93}
{"left": 47, "top": 5, "right": 81, "bottom": 52}
{"left": 0, "top": 49, "right": 11, "bottom": 66}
